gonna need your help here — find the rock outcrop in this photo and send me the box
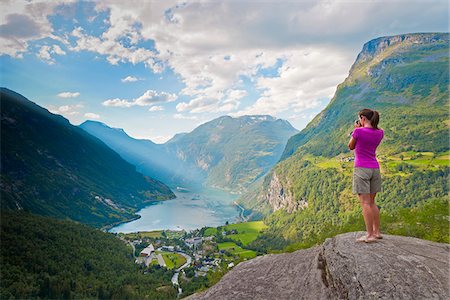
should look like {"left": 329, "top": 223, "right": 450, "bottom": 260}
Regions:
{"left": 188, "top": 232, "right": 449, "bottom": 299}
{"left": 351, "top": 33, "right": 448, "bottom": 69}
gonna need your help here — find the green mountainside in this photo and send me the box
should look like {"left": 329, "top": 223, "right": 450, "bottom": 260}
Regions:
{"left": 239, "top": 33, "right": 450, "bottom": 251}
{"left": 165, "top": 115, "right": 298, "bottom": 193}
{"left": 0, "top": 211, "right": 177, "bottom": 299}
{"left": 0, "top": 88, "right": 175, "bottom": 228}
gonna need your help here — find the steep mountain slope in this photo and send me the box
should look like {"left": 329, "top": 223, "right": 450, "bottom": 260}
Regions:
{"left": 281, "top": 33, "right": 448, "bottom": 159}
{"left": 164, "top": 115, "right": 298, "bottom": 193}
{"left": 238, "top": 33, "right": 449, "bottom": 249}
{"left": 0, "top": 211, "right": 176, "bottom": 299}
{"left": 79, "top": 120, "right": 199, "bottom": 188}
{"left": 0, "top": 88, "right": 174, "bottom": 227}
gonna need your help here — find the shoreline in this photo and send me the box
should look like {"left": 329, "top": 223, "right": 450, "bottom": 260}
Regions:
{"left": 107, "top": 188, "right": 244, "bottom": 233}
{"left": 101, "top": 214, "right": 142, "bottom": 232}
{"left": 101, "top": 198, "right": 167, "bottom": 232}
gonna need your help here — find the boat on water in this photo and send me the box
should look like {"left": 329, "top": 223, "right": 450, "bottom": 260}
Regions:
{"left": 176, "top": 186, "right": 190, "bottom": 192}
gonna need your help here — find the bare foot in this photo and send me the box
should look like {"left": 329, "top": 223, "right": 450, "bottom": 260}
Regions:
{"left": 356, "top": 235, "right": 378, "bottom": 243}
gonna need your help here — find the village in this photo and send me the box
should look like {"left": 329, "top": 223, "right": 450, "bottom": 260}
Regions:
{"left": 131, "top": 229, "right": 237, "bottom": 275}
{"left": 118, "top": 221, "right": 266, "bottom": 294}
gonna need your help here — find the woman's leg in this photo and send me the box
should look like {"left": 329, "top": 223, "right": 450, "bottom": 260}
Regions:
{"left": 370, "top": 193, "right": 381, "bottom": 237}
{"left": 358, "top": 193, "right": 375, "bottom": 238}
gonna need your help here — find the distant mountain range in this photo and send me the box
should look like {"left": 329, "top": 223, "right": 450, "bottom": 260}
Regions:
{"left": 81, "top": 115, "right": 298, "bottom": 193}
{"left": 0, "top": 88, "right": 174, "bottom": 228}
{"left": 79, "top": 120, "right": 200, "bottom": 189}
{"left": 238, "top": 33, "right": 449, "bottom": 250}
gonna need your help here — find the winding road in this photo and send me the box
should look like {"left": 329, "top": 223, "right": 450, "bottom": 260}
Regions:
{"left": 171, "top": 251, "right": 193, "bottom": 296}
{"left": 234, "top": 201, "right": 249, "bottom": 222}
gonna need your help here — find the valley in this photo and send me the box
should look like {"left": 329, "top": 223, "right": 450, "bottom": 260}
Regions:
{"left": 1, "top": 32, "right": 449, "bottom": 299}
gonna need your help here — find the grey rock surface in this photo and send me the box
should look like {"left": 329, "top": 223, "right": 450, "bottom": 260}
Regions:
{"left": 187, "top": 232, "right": 449, "bottom": 300}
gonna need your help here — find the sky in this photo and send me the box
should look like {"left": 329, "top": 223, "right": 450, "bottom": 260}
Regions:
{"left": 1, "top": 0, "right": 448, "bottom": 143}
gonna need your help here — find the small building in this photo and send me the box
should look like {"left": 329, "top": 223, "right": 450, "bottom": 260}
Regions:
{"left": 162, "top": 245, "right": 175, "bottom": 252}
{"left": 140, "top": 244, "right": 155, "bottom": 257}
{"left": 199, "top": 266, "right": 210, "bottom": 272}
{"left": 185, "top": 237, "right": 202, "bottom": 248}
{"left": 203, "top": 236, "right": 214, "bottom": 242}
{"left": 135, "top": 252, "right": 154, "bottom": 267}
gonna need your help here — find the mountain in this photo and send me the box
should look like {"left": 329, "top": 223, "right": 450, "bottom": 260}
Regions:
{"left": 0, "top": 211, "right": 177, "bottom": 299}
{"left": 238, "top": 33, "right": 449, "bottom": 249}
{"left": 189, "top": 232, "right": 449, "bottom": 299}
{"left": 0, "top": 88, "right": 175, "bottom": 228}
{"left": 79, "top": 120, "right": 199, "bottom": 188}
{"left": 164, "top": 115, "right": 298, "bottom": 193}
{"left": 82, "top": 115, "right": 298, "bottom": 194}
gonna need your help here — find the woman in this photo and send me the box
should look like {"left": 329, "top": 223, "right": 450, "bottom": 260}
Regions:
{"left": 348, "top": 108, "right": 384, "bottom": 243}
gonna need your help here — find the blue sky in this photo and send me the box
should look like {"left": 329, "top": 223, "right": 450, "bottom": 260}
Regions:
{"left": 1, "top": 0, "right": 448, "bottom": 143}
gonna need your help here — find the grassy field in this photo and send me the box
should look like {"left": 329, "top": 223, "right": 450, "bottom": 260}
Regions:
{"left": 217, "top": 242, "right": 257, "bottom": 259}
{"left": 204, "top": 221, "right": 267, "bottom": 246}
{"left": 309, "top": 151, "right": 449, "bottom": 176}
{"left": 158, "top": 252, "right": 187, "bottom": 269}
{"left": 121, "top": 229, "right": 185, "bottom": 240}
{"left": 121, "top": 231, "right": 163, "bottom": 240}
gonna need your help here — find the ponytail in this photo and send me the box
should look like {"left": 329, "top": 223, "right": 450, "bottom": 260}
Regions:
{"left": 359, "top": 108, "right": 379, "bottom": 129}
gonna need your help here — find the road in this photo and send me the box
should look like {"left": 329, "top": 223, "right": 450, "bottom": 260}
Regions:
{"left": 119, "top": 236, "right": 136, "bottom": 258}
{"left": 170, "top": 251, "right": 193, "bottom": 297}
{"left": 234, "top": 201, "right": 249, "bottom": 222}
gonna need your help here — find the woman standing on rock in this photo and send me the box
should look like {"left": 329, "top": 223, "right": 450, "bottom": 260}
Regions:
{"left": 348, "top": 108, "right": 384, "bottom": 243}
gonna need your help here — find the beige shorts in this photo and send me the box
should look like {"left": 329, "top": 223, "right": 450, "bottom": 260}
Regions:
{"left": 352, "top": 167, "right": 382, "bottom": 194}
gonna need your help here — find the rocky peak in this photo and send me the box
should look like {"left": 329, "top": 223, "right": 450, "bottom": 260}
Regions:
{"left": 189, "top": 232, "right": 449, "bottom": 299}
{"left": 350, "top": 33, "right": 448, "bottom": 72}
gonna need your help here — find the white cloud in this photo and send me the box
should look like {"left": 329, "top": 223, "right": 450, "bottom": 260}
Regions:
{"left": 68, "top": 26, "right": 162, "bottom": 72}
{"left": 37, "top": 45, "right": 53, "bottom": 62}
{"left": 135, "top": 90, "right": 177, "bottom": 106}
{"left": 0, "top": 1, "right": 74, "bottom": 57}
{"left": 2, "top": 0, "right": 448, "bottom": 120}
{"left": 103, "top": 90, "right": 177, "bottom": 108}
{"left": 57, "top": 91, "right": 80, "bottom": 98}
{"left": 37, "top": 44, "right": 66, "bottom": 64}
{"left": 234, "top": 48, "right": 351, "bottom": 116}
{"left": 52, "top": 44, "right": 65, "bottom": 55}
{"left": 48, "top": 104, "right": 83, "bottom": 116}
{"left": 173, "top": 113, "right": 198, "bottom": 120}
{"left": 89, "top": 0, "right": 446, "bottom": 116}
{"left": 121, "top": 76, "right": 139, "bottom": 82}
{"left": 102, "top": 98, "right": 133, "bottom": 107}
{"left": 85, "top": 112, "right": 100, "bottom": 119}
{"left": 149, "top": 106, "right": 164, "bottom": 112}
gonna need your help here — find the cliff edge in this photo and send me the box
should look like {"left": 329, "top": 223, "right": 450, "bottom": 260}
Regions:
{"left": 188, "top": 232, "right": 449, "bottom": 299}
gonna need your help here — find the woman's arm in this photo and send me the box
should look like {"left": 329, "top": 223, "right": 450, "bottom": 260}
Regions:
{"left": 348, "top": 136, "right": 356, "bottom": 150}
{"left": 349, "top": 122, "right": 360, "bottom": 150}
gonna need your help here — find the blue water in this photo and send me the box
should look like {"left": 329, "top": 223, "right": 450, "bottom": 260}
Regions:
{"left": 109, "top": 188, "right": 240, "bottom": 233}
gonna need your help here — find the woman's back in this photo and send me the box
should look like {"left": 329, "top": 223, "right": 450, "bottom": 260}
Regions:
{"left": 352, "top": 127, "right": 384, "bottom": 168}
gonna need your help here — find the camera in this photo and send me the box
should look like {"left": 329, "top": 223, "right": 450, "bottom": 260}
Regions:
{"left": 355, "top": 119, "right": 361, "bottom": 126}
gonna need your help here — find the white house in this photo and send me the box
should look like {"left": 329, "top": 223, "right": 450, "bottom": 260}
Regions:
{"left": 140, "top": 243, "right": 155, "bottom": 257}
